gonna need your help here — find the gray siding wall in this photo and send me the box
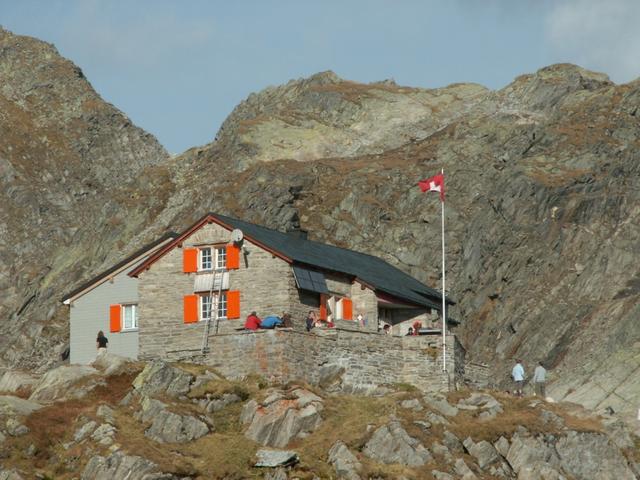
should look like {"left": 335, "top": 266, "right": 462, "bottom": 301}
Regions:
{"left": 69, "top": 269, "right": 139, "bottom": 364}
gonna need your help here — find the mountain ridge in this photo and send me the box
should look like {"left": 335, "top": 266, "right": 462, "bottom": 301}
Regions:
{"left": 1, "top": 27, "right": 639, "bottom": 429}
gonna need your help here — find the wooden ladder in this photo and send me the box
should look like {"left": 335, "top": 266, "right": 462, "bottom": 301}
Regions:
{"left": 201, "top": 268, "right": 224, "bottom": 354}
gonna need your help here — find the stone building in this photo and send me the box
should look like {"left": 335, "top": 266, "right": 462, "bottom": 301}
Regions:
{"left": 64, "top": 213, "right": 469, "bottom": 391}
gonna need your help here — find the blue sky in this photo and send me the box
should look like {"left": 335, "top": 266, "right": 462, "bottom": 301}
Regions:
{"left": 1, "top": 0, "right": 639, "bottom": 153}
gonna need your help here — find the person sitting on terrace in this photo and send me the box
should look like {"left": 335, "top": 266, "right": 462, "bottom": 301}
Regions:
{"left": 412, "top": 320, "right": 422, "bottom": 335}
{"left": 281, "top": 313, "right": 293, "bottom": 328}
{"left": 244, "top": 311, "right": 261, "bottom": 330}
{"left": 306, "top": 311, "right": 317, "bottom": 331}
{"left": 259, "top": 315, "right": 283, "bottom": 329}
{"left": 406, "top": 327, "right": 414, "bottom": 336}
{"left": 383, "top": 324, "right": 391, "bottom": 335}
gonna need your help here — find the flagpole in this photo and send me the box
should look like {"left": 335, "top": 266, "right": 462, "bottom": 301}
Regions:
{"left": 441, "top": 168, "right": 447, "bottom": 372}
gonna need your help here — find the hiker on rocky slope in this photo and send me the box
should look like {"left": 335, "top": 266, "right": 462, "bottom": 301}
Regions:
{"left": 511, "top": 359, "right": 525, "bottom": 397}
{"left": 533, "top": 361, "right": 547, "bottom": 398}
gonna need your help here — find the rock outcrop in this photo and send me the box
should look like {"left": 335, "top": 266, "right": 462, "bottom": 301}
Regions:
{"left": 363, "top": 420, "right": 432, "bottom": 466}
{"left": 328, "top": 440, "right": 362, "bottom": 480}
{"left": 81, "top": 452, "right": 176, "bottom": 480}
{"left": 29, "top": 365, "right": 99, "bottom": 402}
{"left": 241, "top": 387, "right": 324, "bottom": 447}
{"left": 0, "top": 27, "right": 170, "bottom": 371}
{"left": 136, "top": 396, "right": 210, "bottom": 444}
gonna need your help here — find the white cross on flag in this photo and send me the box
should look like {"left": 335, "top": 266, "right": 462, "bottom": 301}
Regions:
{"left": 418, "top": 173, "right": 445, "bottom": 201}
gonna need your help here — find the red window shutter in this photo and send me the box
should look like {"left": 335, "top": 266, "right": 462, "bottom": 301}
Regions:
{"left": 343, "top": 298, "right": 353, "bottom": 320}
{"left": 226, "top": 244, "right": 240, "bottom": 270}
{"left": 183, "top": 295, "right": 199, "bottom": 323}
{"left": 109, "top": 304, "right": 122, "bottom": 332}
{"left": 227, "top": 290, "right": 240, "bottom": 319}
{"left": 319, "top": 294, "right": 327, "bottom": 320}
{"left": 183, "top": 248, "right": 198, "bottom": 273}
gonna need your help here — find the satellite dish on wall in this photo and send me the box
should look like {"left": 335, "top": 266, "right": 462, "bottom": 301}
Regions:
{"left": 231, "top": 229, "right": 244, "bottom": 244}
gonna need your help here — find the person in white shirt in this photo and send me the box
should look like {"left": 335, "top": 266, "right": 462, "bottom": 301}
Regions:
{"left": 533, "top": 361, "right": 547, "bottom": 398}
{"left": 511, "top": 359, "right": 525, "bottom": 397}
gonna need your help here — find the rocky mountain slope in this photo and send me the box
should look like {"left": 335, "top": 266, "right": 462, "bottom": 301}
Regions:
{"left": 0, "top": 28, "right": 172, "bottom": 367}
{"left": 0, "top": 355, "right": 638, "bottom": 479}
{"left": 1, "top": 28, "right": 639, "bottom": 428}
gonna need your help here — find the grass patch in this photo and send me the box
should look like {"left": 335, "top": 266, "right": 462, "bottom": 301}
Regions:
{"left": 187, "top": 378, "right": 251, "bottom": 401}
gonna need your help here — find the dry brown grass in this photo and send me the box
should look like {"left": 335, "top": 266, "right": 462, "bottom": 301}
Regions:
{"left": 187, "top": 377, "right": 251, "bottom": 401}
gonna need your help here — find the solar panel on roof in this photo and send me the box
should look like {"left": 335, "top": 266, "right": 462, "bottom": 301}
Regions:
{"left": 292, "top": 265, "right": 329, "bottom": 294}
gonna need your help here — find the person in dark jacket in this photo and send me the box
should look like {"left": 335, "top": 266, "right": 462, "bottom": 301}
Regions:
{"left": 96, "top": 331, "right": 108, "bottom": 352}
{"left": 305, "top": 311, "right": 317, "bottom": 331}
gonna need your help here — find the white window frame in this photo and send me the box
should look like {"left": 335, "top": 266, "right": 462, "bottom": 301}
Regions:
{"left": 199, "top": 292, "right": 228, "bottom": 321}
{"left": 199, "top": 247, "right": 213, "bottom": 271}
{"left": 215, "top": 246, "right": 227, "bottom": 270}
{"left": 198, "top": 245, "right": 227, "bottom": 271}
{"left": 122, "top": 304, "right": 138, "bottom": 331}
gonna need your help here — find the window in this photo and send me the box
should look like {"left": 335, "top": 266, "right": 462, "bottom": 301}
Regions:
{"left": 199, "top": 292, "right": 228, "bottom": 320}
{"left": 198, "top": 246, "right": 226, "bottom": 271}
{"left": 199, "top": 247, "right": 212, "bottom": 271}
{"left": 215, "top": 247, "right": 227, "bottom": 270}
{"left": 122, "top": 304, "right": 138, "bottom": 330}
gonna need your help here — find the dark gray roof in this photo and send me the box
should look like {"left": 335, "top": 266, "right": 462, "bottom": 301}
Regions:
{"left": 213, "top": 214, "right": 452, "bottom": 310}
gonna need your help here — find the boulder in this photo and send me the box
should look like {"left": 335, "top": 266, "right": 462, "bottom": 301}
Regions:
{"left": 132, "top": 360, "right": 193, "bottom": 398}
{"left": 0, "top": 470, "right": 24, "bottom": 480}
{"left": 136, "top": 397, "right": 209, "bottom": 444}
{"left": 506, "top": 434, "right": 560, "bottom": 474}
{"left": 0, "top": 395, "right": 42, "bottom": 416}
{"left": 463, "top": 437, "right": 500, "bottom": 469}
{"left": 493, "top": 436, "right": 510, "bottom": 457}
{"left": 442, "top": 430, "right": 464, "bottom": 453}
{"left": 363, "top": 420, "right": 432, "bottom": 466}
{"left": 400, "top": 398, "right": 423, "bottom": 411}
{"left": 5, "top": 418, "right": 28, "bottom": 436}
{"left": 413, "top": 420, "right": 431, "bottom": 432}
{"left": 73, "top": 420, "right": 97, "bottom": 442}
{"left": 539, "top": 409, "right": 564, "bottom": 428}
{"left": 81, "top": 451, "right": 176, "bottom": 480}
{"left": 555, "top": 431, "right": 636, "bottom": 480}
{"left": 254, "top": 449, "right": 299, "bottom": 467}
{"left": 242, "top": 388, "right": 324, "bottom": 448}
{"left": 424, "top": 394, "right": 459, "bottom": 416}
{"left": 458, "top": 392, "right": 502, "bottom": 410}
{"left": 430, "top": 442, "right": 453, "bottom": 463}
{"left": 92, "top": 353, "right": 130, "bottom": 376}
{"left": 454, "top": 458, "right": 478, "bottom": 480}
{"left": 426, "top": 411, "right": 450, "bottom": 425}
{"left": 328, "top": 440, "right": 361, "bottom": 480}
{"left": 91, "top": 423, "right": 117, "bottom": 446}
{"left": 0, "top": 371, "right": 38, "bottom": 395}
{"left": 29, "top": 365, "right": 100, "bottom": 403}
{"left": 96, "top": 404, "right": 117, "bottom": 425}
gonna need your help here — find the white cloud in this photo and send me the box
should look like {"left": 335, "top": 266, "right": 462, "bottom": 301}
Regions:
{"left": 546, "top": 0, "right": 640, "bottom": 83}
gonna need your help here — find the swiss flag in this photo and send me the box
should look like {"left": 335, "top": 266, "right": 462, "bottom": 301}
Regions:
{"left": 418, "top": 173, "right": 445, "bottom": 201}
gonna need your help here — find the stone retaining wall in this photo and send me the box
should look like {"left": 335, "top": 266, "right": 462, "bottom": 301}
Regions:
{"left": 159, "top": 328, "right": 463, "bottom": 393}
